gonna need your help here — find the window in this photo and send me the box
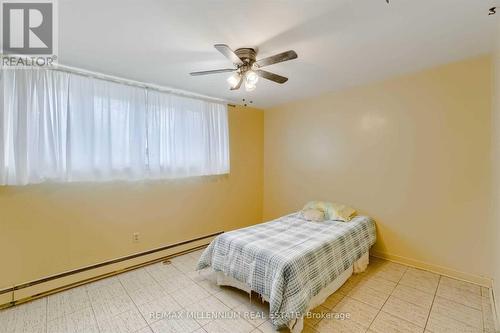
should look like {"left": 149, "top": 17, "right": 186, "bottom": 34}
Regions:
{"left": 0, "top": 69, "right": 229, "bottom": 185}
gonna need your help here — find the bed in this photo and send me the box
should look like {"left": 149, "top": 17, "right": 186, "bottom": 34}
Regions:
{"left": 197, "top": 212, "right": 376, "bottom": 332}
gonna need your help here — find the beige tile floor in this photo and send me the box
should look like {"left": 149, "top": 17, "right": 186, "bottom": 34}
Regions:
{"left": 0, "top": 251, "right": 496, "bottom": 333}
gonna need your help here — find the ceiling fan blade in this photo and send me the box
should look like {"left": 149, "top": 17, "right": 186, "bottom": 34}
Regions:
{"left": 230, "top": 76, "right": 243, "bottom": 90}
{"left": 214, "top": 44, "right": 244, "bottom": 66}
{"left": 190, "top": 68, "right": 236, "bottom": 76}
{"left": 254, "top": 50, "right": 297, "bottom": 68}
{"left": 256, "top": 70, "right": 288, "bottom": 84}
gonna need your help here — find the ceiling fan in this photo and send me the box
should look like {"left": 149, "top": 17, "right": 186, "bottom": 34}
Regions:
{"left": 190, "top": 44, "right": 298, "bottom": 91}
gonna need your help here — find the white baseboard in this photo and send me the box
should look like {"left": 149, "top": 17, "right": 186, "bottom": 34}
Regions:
{"left": 370, "top": 250, "right": 492, "bottom": 288}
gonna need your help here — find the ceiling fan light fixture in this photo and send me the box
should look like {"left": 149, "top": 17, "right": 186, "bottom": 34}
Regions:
{"left": 245, "top": 81, "right": 256, "bottom": 92}
{"left": 227, "top": 73, "right": 241, "bottom": 88}
{"left": 245, "top": 70, "right": 259, "bottom": 86}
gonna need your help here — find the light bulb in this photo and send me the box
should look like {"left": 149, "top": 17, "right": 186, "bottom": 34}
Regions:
{"left": 227, "top": 73, "right": 241, "bottom": 88}
{"left": 245, "top": 70, "right": 259, "bottom": 86}
{"left": 245, "top": 81, "right": 256, "bottom": 92}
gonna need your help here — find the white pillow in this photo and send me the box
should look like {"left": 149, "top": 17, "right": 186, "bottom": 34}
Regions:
{"left": 302, "top": 209, "right": 325, "bottom": 222}
{"left": 327, "top": 203, "right": 356, "bottom": 222}
{"left": 303, "top": 201, "right": 357, "bottom": 222}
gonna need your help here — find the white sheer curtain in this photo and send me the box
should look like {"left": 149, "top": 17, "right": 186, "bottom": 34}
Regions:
{"left": 0, "top": 68, "right": 229, "bottom": 185}
{"left": 0, "top": 69, "right": 70, "bottom": 185}
{"left": 67, "top": 74, "right": 148, "bottom": 182}
{"left": 146, "top": 91, "right": 229, "bottom": 179}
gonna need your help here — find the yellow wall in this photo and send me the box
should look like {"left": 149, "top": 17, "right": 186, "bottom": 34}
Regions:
{"left": 264, "top": 56, "right": 492, "bottom": 284}
{"left": 0, "top": 105, "right": 264, "bottom": 292}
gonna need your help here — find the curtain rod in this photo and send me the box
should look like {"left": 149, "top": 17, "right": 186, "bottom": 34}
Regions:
{"left": 49, "top": 64, "right": 232, "bottom": 105}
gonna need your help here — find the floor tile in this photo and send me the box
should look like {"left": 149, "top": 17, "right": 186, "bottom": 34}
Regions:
{"left": 158, "top": 275, "right": 198, "bottom": 294}
{"left": 382, "top": 295, "right": 429, "bottom": 328}
{"left": 188, "top": 270, "right": 208, "bottom": 284}
{"left": 391, "top": 284, "right": 434, "bottom": 310}
{"left": 119, "top": 269, "right": 158, "bottom": 292}
{"left": 348, "top": 283, "right": 391, "bottom": 308}
{"left": 355, "top": 276, "right": 397, "bottom": 295}
{"left": 2, "top": 299, "right": 47, "bottom": 332}
{"left": 370, "top": 311, "right": 423, "bottom": 333}
{"left": 127, "top": 283, "right": 170, "bottom": 306}
{"left": 47, "top": 287, "right": 91, "bottom": 321}
{"left": 192, "top": 329, "right": 208, "bottom": 333}
{"left": 253, "top": 320, "right": 273, "bottom": 333}
{"left": 171, "top": 256, "right": 199, "bottom": 274}
{"left": 404, "top": 268, "right": 440, "bottom": 281}
{"left": 47, "top": 307, "right": 98, "bottom": 333}
{"left": 435, "top": 283, "right": 482, "bottom": 310}
{"left": 203, "top": 313, "right": 255, "bottom": 333}
{"left": 186, "top": 270, "right": 208, "bottom": 281}
{"left": 321, "top": 290, "right": 345, "bottom": 309}
{"left": 5, "top": 323, "right": 47, "bottom": 333}
{"left": 234, "top": 298, "right": 269, "bottom": 327}
{"left": 97, "top": 308, "right": 148, "bottom": 333}
{"left": 147, "top": 264, "right": 184, "bottom": 284}
{"left": 170, "top": 283, "right": 210, "bottom": 308}
{"left": 315, "top": 316, "right": 367, "bottom": 333}
{"left": 150, "top": 313, "right": 201, "bottom": 333}
{"left": 426, "top": 310, "right": 482, "bottom": 333}
{"left": 431, "top": 296, "right": 482, "bottom": 329}
{"left": 184, "top": 295, "right": 231, "bottom": 326}
{"left": 336, "top": 276, "right": 362, "bottom": 294}
{"left": 333, "top": 297, "right": 379, "bottom": 328}
{"left": 214, "top": 287, "right": 251, "bottom": 309}
{"left": 91, "top": 293, "right": 136, "bottom": 323}
{"left": 195, "top": 278, "right": 223, "bottom": 295}
{"left": 304, "top": 305, "right": 330, "bottom": 327}
{"left": 136, "top": 294, "right": 182, "bottom": 324}
{"left": 399, "top": 268, "right": 439, "bottom": 294}
{"left": 197, "top": 268, "right": 218, "bottom": 282}
{"left": 371, "top": 262, "right": 407, "bottom": 283}
{"left": 438, "top": 277, "right": 480, "bottom": 295}
{"left": 137, "top": 327, "right": 155, "bottom": 333}
{"left": 87, "top": 282, "right": 129, "bottom": 304}
{"left": 253, "top": 319, "right": 292, "bottom": 333}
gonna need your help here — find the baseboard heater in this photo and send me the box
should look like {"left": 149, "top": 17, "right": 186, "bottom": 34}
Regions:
{"left": 0, "top": 231, "right": 223, "bottom": 310}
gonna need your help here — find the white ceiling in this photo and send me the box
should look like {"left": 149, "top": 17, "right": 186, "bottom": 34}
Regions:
{"left": 60, "top": 0, "right": 499, "bottom": 108}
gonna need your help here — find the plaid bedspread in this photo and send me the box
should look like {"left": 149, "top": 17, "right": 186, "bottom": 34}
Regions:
{"left": 197, "top": 212, "right": 376, "bottom": 328}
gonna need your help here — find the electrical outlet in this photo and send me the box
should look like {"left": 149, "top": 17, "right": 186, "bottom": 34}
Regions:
{"left": 133, "top": 232, "right": 140, "bottom": 242}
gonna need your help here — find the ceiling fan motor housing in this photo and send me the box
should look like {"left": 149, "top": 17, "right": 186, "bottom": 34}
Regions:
{"left": 234, "top": 48, "right": 257, "bottom": 65}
